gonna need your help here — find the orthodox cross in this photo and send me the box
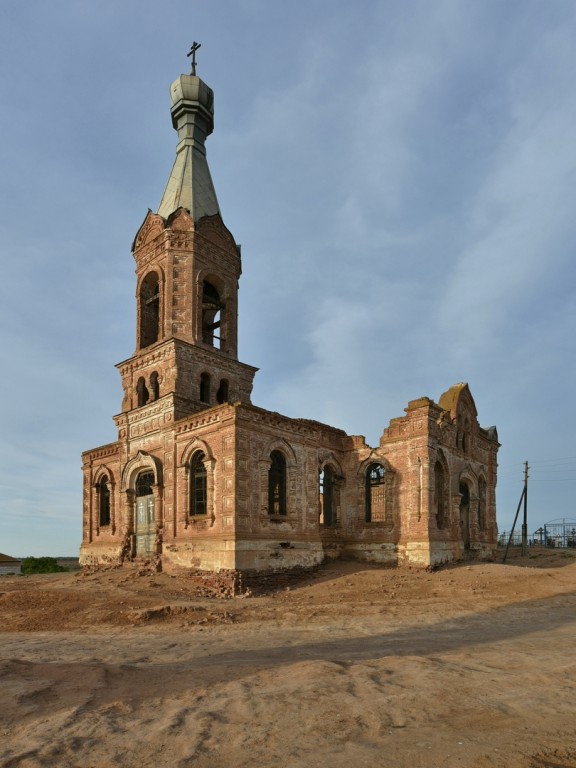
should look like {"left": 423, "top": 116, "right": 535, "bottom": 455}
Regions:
{"left": 187, "top": 42, "right": 201, "bottom": 75}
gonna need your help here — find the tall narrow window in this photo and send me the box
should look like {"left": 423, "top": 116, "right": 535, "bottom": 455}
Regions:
{"left": 99, "top": 476, "right": 111, "bottom": 527}
{"left": 268, "top": 451, "right": 287, "bottom": 516}
{"left": 199, "top": 372, "right": 211, "bottom": 403}
{"left": 139, "top": 272, "right": 160, "bottom": 348}
{"left": 137, "top": 377, "right": 149, "bottom": 407}
{"left": 435, "top": 461, "right": 447, "bottom": 529}
{"left": 365, "top": 463, "right": 386, "bottom": 522}
{"left": 190, "top": 452, "right": 207, "bottom": 516}
{"left": 320, "top": 465, "right": 336, "bottom": 526}
{"left": 478, "top": 477, "right": 486, "bottom": 531}
{"left": 202, "top": 281, "right": 223, "bottom": 349}
{"left": 216, "top": 379, "right": 229, "bottom": 404}
{"left": 150, "top": 371, "right": 160, "bottom": 401}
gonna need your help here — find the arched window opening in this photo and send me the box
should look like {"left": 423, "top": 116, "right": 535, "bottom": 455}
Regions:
{"left": 435, "top": 461, "right": 447, "bottom": 529}
{"left": 190, "top": 452, "right": 207, "bottom": 516}
{"left": 216, "top": 379, "right": 229, "bottom": 404}
{"left": 268, "top": 451, "right": 287, "bottom": 516}
{"left": 99, "top": 475, "right": 111, "bottom": 527}
{"left": 199, "top": 372, "right": 211, "bottom": 403}
{"left": 202, "top": 281, "right": 223, "bottom": 349}
{"left": 459, "top": 481, "right": 471, "bottom": 549}
{"left": 478, "top": 477, "right": 487, "bottom": 531}
{"left": 320, "top": 465, "right": 337, "bottom": 526}
{"left": 137, "top": 377, "right": 149, "bottom": 407}
{"left": 365, "top": 463, "right": 386, "bottom": 523}
{"left": 135, "top": 471, "right": 155, "bottom": 497}
{"left": 139, "top": 272, "right": 160, "bottom": 348}
{"left": 150, "top": 371, "right": 160, "bottom": 401}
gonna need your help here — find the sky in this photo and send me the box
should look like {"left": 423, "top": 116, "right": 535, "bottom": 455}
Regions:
{"left": 1, "top": 0, "right": 576, "bottom": 557}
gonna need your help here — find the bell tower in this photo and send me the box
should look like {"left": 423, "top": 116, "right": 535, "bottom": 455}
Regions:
{"left": 115, "top": 52, "right": 257, "bottom": 421}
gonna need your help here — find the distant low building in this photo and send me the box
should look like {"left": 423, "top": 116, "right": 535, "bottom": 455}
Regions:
{"left": 0, "top": 553, "right": 22, "bottom": 575}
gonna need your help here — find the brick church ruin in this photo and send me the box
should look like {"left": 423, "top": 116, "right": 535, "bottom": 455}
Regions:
{"left": 80, "top": 55, "right": 499, "bottom": 573}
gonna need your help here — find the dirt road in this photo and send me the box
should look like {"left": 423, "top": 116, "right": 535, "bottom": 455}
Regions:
{"left": 1, "top": 551, "right": 575, "bottom": 767}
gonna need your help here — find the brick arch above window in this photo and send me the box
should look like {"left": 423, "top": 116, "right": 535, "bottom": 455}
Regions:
{"left": 120, "top": 451, "right": 163, "bottom": 492}
{"left": 458, "top": 465, "right": 478, "bottom": 497}
{"left": 93, "top": 464, "right": 116, "bottom": 488}
{"left": 356, "top": 453, "right": 393, "bottom": 479}
{"left": 318, "top": 451, "right": 344, "bottom": 480}
{"left": 258, "top": 438, "right": 297, "bottom": 468}
{"left": 180, "top": 436, "right": 216, "bottom": 468}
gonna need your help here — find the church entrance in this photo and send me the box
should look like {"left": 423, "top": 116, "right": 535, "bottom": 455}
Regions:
{"left": 135, "top": 471, "right": 156, "bottom": 557}
{"left": 459, "top": 481, "right": 471, "bottom": 549}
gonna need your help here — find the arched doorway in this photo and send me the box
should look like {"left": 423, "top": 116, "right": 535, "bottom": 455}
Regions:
{"left": 135, "top": 471, "right": 156, "bottom": 556}
{"left": 459, "top": 481, "right": 471, "bottom": 549}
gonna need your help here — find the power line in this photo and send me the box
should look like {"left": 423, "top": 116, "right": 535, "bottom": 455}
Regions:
{"left": 528, "top": 456, "right": 576, "bottom": 464}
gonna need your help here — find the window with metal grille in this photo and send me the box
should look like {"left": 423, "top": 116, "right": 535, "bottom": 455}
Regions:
{"left": 365, "top": 463, "right": 386, "bottom": 522}
{"left": 190, "top": 452, "right": 207, "bottom": 516}
{"left": 135, "top": 472, "right": 154, "bottom": 497}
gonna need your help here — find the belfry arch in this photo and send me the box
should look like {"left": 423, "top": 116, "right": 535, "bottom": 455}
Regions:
{"left": 138, "top": 271, "right": 162, "bottom": 349}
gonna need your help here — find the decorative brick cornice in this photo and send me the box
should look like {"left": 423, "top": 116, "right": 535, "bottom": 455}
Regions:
{"left": 124, "top": 396, "right": 175, "bottom": 425}
{"left": 175, "top": 409, "right": 223, "bottom": 434}
{"left": 82, "top": 442, "right": 120, "bottom": 461}
{"left": 116, "top": 340, "right": 177, "bottom": 374}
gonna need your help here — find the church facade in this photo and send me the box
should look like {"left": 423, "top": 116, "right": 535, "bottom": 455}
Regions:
{"left": 80, "top": 62, "right": 499, "bottom": 573}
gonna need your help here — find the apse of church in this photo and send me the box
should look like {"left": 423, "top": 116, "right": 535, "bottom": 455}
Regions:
{"left": 80, "top": 50, "right": 499, "bottom": 573}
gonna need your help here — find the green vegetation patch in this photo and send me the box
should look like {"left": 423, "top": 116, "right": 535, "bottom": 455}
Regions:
{"left": 21, "top": 557, "right": 68, "bottom": 574}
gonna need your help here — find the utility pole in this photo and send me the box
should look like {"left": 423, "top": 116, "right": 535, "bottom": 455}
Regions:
{"left": 522, "top": 460, "right": 529, "bottom": 555}
{"left": 503, "top": 461, "right": 529, "bottom": 563}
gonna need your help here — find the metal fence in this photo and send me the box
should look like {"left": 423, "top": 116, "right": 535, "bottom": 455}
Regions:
{"left": 498, "top": 518, "right": 576, "bottom": 549}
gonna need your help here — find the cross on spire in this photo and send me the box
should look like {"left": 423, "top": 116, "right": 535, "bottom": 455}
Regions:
{"left": 187, "top": 42, "right": 201, "bottom": 75}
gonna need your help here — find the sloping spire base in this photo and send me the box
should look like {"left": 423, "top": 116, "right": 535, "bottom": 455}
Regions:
{"left": 158, "top": 144, "right": 220, "bottom": 221}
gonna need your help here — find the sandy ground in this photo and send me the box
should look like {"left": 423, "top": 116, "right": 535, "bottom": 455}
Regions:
{"left": 1, "top": 550, "right": 576, "bottom": 768}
